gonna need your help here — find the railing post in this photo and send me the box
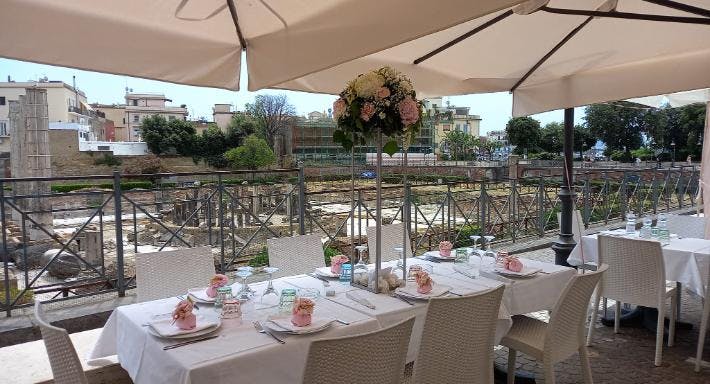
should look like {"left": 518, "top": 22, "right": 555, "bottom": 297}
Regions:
{"left": 298, "top": 162, "right": 306, "bottom": 235}
{"left": 1, "top": 178, "right": 12, "bottom": 316}
{"left": 620, "top": 172, "right": 628, "bottom": 217}
{"left": 112, "top": 170, "right": 125, "bottom": 297}
{"left": 218, "top": 174, "right": 225, "bottom": 272}
{"left": 509, "top": 178, "right": 516, "bottom": 242}
{"left": 537, "top": 177, "right": 544, "bottom": 237}
{"left": 678, "top": 166, "right": 685, "bottom": 209}
{"left": 583, "top": 173, "right": 590, "bottom": 228}
{"left": 480, "top": 181, "right": 488, "bottom": 236}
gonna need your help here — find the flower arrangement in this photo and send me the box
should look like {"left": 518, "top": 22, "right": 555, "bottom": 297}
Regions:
{"left": 291, "top": 297, "right": 316, "bottom": 327}
{"left": 330, "top": 254, "right": 349, "bottom": 275}
{"left": 172, "top": 297, "right": 196, "bottom": 330}
{"left": 332, "top": 67, "right": 423, "bottom": 155}
{"left": 414, "top": 270, "right": 433, "bottom": 294}
{"left": 439, "top": 241, "right": 454, "bottom": 257}
{"left": 205, "top": 274, "right": 229, "bottom": 298}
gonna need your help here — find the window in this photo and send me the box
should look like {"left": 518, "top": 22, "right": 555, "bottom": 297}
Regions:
{"left": 0, "top": 121, "right": 7, "bottom": 136}
{"left": 98, "top": 145, "right": 110, "bottom": 151}
{"left": 168, "top": 115, "right": 176, "bottom": 121}
{"left": 133, "top": 115, "right": 139, "bottom": 123}
{"left": 131, "top": 99, "right": 138, "bottom": 106}
{"left": 0, "top": 97, "right": 5, "bottom": 105}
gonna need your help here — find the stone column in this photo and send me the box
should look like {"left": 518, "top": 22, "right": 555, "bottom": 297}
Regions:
{"left": 84, "top": 229, "right": 102, "bottom": 266}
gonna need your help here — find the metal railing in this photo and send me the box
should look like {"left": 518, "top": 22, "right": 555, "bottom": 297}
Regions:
{"left": 0, "top": 165, "right": 700, "bottom": 316}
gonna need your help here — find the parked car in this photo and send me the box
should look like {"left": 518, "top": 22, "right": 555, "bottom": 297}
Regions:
{"left": 360, "top": 170, "right": 376, "bottom": 179}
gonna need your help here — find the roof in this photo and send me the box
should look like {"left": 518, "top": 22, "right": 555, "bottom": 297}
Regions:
{"left": 0, "top": 81, "right": 86, "bottom": 97}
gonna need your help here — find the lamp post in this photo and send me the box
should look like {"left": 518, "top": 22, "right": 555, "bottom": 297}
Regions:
{"left": 552, "top": 108, "right": 575, "bottom": 267}
{"left": 671, "top": 140, "right": 676, "bottom": 167}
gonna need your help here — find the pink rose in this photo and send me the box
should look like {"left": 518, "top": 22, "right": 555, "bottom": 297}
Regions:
{"left": 397, "top": 96, "right": 420, "bottom": 126}
{"left": 360, "top": 102, "right": 376, "bottom": 122}
{"left": 375, "top": 87, "right": 391, "bottom": 100}
{"left": 333, "top": 98, "right": 347, "bottom": 119}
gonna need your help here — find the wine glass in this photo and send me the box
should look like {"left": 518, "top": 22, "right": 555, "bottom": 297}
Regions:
{"left": 482, "top": 235, "right": 496, "bottom": 267}
{"left": 256, "top": 267, "right": 280, "bottom": 309}
{"left": 393, "top": 246, "right": 404, "bottom": 273}
{"left": 354, "top": 245, "right": 368, "bottom": 273}
{"left": 235, "top": 268, "right": 254, "bottom": 301}
{"left": 469, "top": 235, "right": 482, "bottom": 256}
{"left": 237, "top": 266, "right": 256, "bottom": 293}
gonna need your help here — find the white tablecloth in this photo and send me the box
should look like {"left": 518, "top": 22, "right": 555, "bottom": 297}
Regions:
{"left": 567, "top": 234, "right": 710, "bottom": 297}
{"left": 89, "top": 257, "right": 575, "bottom": 384}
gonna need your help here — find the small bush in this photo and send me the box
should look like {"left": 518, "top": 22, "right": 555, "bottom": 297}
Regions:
{"left": 93, "top": 154, "right": 122, "bottom": 167}
{"left": 248, "top": 247, "right": 269, "bottom": 267}
{"left": 324, "top": 246, "right": 341, "bottom": 266}
{"left": 51, "top": 181, "right": 153, "bottom": 193}
{"left": 0, "top": 286, "right": 33, "bottom": 306}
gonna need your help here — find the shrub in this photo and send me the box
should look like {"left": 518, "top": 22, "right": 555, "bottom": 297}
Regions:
{"left": 324, "top": 246, "right": 341, "bottom": 266}
{"left": 51, "top": 181, "right": 153, "bottom": 193}
{"left": 248, "top": 247, "right": 269, "bottom": 267}
{"left": 94, "top": 153, "right": 122, "bottom": 167}
{"left": 454, "top": 224, "right": 481, "bottom": 248}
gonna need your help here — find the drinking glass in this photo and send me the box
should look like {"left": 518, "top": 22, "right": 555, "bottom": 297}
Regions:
{"left": 453, "top": 248, "right": 471, "bottom": 276}
{"left": 354, "top": 245, "right": 368, "bottom": 273}
{"left": 393, "top": 246, "right": 404, "bottom": 273}
{"left": 278, "top": 288, "right": 297, "bottom": 313}
{"left": 483, "top": 235, "right": 496, "bottom": 267}
{"left": 237, "top": 266, "right": 256, "bottom": 293}
{"left": 235, "top": 268, "right": 254, "bottom": 301}
{"left": 256, "top": 267, "right": 279, "bottom": 309}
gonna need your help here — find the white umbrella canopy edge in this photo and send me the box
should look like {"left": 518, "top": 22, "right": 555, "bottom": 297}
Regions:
{"left": 0, "top": 0, "right": 520, "bottom": 91}
{"left": 269, "top": 0, "right": 710, "bottom": 116}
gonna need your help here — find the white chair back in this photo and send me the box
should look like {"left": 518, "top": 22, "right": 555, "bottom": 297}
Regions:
{"left": 267, "top": 234, "right": 325, "bottom": 278}
{"left": 545, "top": 264, "right": 608, "bottom": 362}
{"left": 665, "top": 214, "right": 704, "bottom": 239}
{"left": 367, "top": 223, "right": 411, "bottom": 262}
{"left": 597, "top": 236, "right": 666, "bottom": 308}
{"left": 302, "top": 317, "right": 415, "bottom": 384}
{"left": 34, "top": 301, "right": 89, "bottom": 384}
{"left": 413, "top": 285, "right": 505, "bottom": 384}
{"left": 135, "top": 246, "right": 215, "bottom": 302}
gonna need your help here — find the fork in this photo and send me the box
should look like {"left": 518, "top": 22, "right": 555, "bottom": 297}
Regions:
{"left": 253, "top": 321, "right": 286, "bottom": 344}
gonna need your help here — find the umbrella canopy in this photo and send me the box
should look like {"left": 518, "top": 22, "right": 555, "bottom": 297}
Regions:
{"left": 272, "top": 0, "right": 710, "bottom": 116}
{"left": 0, "top": 0, "right": 518, "bottom": 91}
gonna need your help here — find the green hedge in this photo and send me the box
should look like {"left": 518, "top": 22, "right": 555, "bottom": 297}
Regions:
{"left": 51, "top": 181, "right": 153, "bottom": 193}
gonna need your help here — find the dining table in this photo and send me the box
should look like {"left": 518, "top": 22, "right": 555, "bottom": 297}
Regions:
{"left": 567, "top": 230, "right": 710, "bottom": 298}
{"left": 88, "top": 256, "right": 575, "bottom": 384}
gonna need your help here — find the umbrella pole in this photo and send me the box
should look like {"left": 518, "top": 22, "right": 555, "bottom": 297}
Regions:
{"left": 552, "top": 108, "right": 576, "bottom": 266}
{"left": 350, "top": 133, "right": 355, "bottom": 285}
{"left": 402, "top": 137, "right": 408, "bottom": 280}
{"left": 374, "top": 128, "right": 382, "bottom": 293}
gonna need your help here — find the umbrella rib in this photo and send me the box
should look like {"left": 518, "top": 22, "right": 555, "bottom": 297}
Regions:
{"left": 510, "top": 16, "right": 593, "bottom": 93}
{"left": 227, "top": 0, "right": 248, "bottom": 50}
{"left": 642, "top": 0, "right": 710, "bottom": 18}
{"left": 413, "top": 9, "right": 513, "bottom": 65}
{"left": 541, "top": 6, "right": 710, "bottom": 24}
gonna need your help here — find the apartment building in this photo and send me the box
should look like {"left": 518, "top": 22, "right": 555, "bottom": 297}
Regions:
{"left": 422, "top": 97, "right": 482, "bottom": 154}
{"left": 0, "top": 79, "right": 110, "bottom": 154}
{"left": 93, "top": 93, "right": 188, "bottom": 142}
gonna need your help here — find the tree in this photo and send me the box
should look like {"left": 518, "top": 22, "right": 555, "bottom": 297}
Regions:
{"left": 225, "top": 113, "right": 259, "bottom": 148}
{"left": 539, "top": 122, "right": 563, "bottom": 154}
{"left": 224, "top": 134, "right": 277, "bottom": 170}
{"left": 574, "top": 124, "right": 596, "bottom": 159}
{"left": 245, "top": 94, "right": 296, "bottom": 148}
{"left": 646, "top": 103, "right": 706, "bottom": 160}
{"left": 440, "top": 130, "right": 479, "bottom": 161}
{"left": 193, "top": 125, "right": 228, "bottom": 168}
{"left": 583, "top": 103, "right": 646, "bottom": 156}
{"left": 506, "top": 117, "right": 541, "bottom": 155}
{"left": 141, "top": 115, "right": 196, "bottom": 156}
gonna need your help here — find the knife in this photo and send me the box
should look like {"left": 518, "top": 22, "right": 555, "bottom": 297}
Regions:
{"left": 308, "top": 273, "right": 332, "bottom": 284}
{"left": 163, "top": 335, "right": 218, "bottom": 350}
{"left": 346, "top": 291, "right": 376, "bottom": 309}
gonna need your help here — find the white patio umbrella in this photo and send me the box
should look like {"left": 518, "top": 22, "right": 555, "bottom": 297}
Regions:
{"left": 271, "top": 0, "right": 710, "bottom": 117}
{"left": 629, "top": 89, "right": 710, "bottom": 239}
{"left": 0, "top": 0, "right": 518, "bottom": 91}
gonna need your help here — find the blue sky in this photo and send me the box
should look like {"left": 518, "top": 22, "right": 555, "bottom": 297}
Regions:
{"left": 1, "top": 58, "right": 584, "bottom": 135}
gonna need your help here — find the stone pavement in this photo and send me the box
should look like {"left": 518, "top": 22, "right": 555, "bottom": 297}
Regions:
{"left": 496, "top": 247, "right": 709, "bottom": 384}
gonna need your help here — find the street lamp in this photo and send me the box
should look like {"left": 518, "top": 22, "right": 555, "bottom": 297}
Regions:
{"left": 671, "top": 140, "right": 676, "bottom": 167}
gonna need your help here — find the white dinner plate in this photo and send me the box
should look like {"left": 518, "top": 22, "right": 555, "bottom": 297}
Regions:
{"left": 395, "top": 284, "right": 451, "bottom": 300}
{"left": 314, "top": 267, "right": 340, "bottom": 278}
{"left": 147, "top": 316, "right": 221, "bottom": 339}
{"left": 264, "top": 316, "right": 335, "bottom": 334}
{"left": 424, "top": 250, "right": 455, "bottom": 260}
{"left": 187, "top": 288, "right": 216, "bottom": 303}
{"left": 493, "top": 266, "right": 541, "bottom": 278}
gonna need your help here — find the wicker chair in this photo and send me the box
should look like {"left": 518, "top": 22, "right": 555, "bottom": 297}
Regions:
{"left": 695, "top": 261, "right": 710, "bottom": 372}
{"left": 302, "top": 317, "right": 415, "bottom": 384}
{"left": 135, "top": 246, "right": 216, "bottom": 302}
{"left": 665, "top": 214, "right": 705, "bottom": 239}
{"left": 34, "top": 301, "right": 89, "bottom": 384}
{"left": 502, "top": 264, "right": 608, "bottom": 384}
{"left": 267, "top": 234, "right": 325, "bottom": 278}
{"left": 586, "top": 236, "right": 677, "bottom": 366}
{"left": 367, "top": 223, "right": 411, "bottom": 263}
{"left": 412, "top": 285, "right": 505, "bottom": 384}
